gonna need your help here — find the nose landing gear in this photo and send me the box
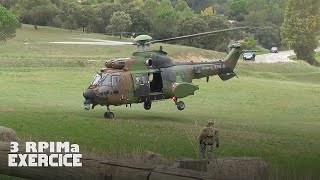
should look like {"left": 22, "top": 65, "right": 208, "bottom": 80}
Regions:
{"left": 104, "top": 106, "right": 114, "bottom": 119}
{"left": 144, "top": 100, "right": 152, "bottom": 110}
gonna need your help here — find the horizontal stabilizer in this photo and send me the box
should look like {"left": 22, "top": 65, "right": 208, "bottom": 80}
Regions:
{"left": 173, "top": 82, "right": 199, "bottom": 98}
{"left": 219, "top": 72, "right": 238, "bottom": 81}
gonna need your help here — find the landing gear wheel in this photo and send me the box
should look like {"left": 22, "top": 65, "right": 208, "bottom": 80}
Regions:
{"left": 144, "top": 100, "right": 152, "bottom": 110}
{"left": 104, "top": 112, "right": 114, "bottom": 119}
{"left": 177, "top": 101, "right": 185, "bottom": 111}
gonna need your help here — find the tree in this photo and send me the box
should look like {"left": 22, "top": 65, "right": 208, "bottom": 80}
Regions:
{"left": 57, "top": 0, "right": 80, "bottom": 31}
{"left": 17, "top": 0, "right": 58, "bottom": 29}
{"left": 175, "top": 0, "right": 189, "bottom": 12}
{"left": 0, "top": 5, "right": 20, "bottom": 42}
{"left": 175, "top": 0, "right": 194, "bottom": 18}
{"left": 256, "top": 26, "right": 281, "bottom": 49}
{"left": 106, "top": 11, "right": 132, "bottom": 38}
{"left": 152, "top": 0, "right": 179, "bottom": 39}
{"left": 142, "top": 0, "right": 157, "bottom": 18}
{"left": 229, "top": 0, "right": 248, "bottom": 21}
{"left": 77, "top": 5, "right": 102, "bottom": 32}
{"left": 185, "top": 0, "right": 214, "bottom": 13}
{"left": 128, "top": 8, "right": 152, "bottom": 34}
{"left": 281, "top": 0, "right": 320, "bottom": 65}
{"left": 177, "top": 17, "right": 208, "bottom": 48}
{"left": 244, "top": 36, "right": 256, "bottom": 49}
{"left": 97, "top": 3, "right": 122, "bottom": 29}
{"left": 201, "top": 15, "right": 231, "bottom": 51}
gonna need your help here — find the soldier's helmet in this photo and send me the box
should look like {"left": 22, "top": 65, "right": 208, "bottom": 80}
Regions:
{"left": 207, "top": 120, "right": 214, "bottom": 126}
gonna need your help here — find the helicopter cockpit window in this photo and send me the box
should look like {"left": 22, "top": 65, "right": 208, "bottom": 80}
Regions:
{"left": 91, "top": 73, "right": 109, "bottom": 85}
{"left": 112, "top": 75, "right": 121, "bottom": 88}
{"left": 101, "top": 75, "right": 112, "bottom": 86}
{"left": 91, "top": 74, "right": 101, "bottom": 85}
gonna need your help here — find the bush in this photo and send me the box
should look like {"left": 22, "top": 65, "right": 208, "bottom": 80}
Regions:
{"left": 244, "top": 36, "right": 256, "bottom": 49}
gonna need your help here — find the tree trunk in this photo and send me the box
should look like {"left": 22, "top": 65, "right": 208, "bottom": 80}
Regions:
{"left": 83, "top": 26, "right": 85, "bottom": 32}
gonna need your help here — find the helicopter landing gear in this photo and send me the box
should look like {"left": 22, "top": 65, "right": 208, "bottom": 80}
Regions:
{"left": 144, "top": 100, "right": 152, "bottom": 110}
{"left": 172, "top": 96, "right": 185, "bottom": 111}
{"left": 176, "top": 101, "right": 185, "bottom": 111}
{"left": 104, "top": 106, "right": 114, "bottom": 119}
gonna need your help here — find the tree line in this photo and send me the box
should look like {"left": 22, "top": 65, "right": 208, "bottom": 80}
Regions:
{"left": 0, "top": 0, "right": 319, "bottom": 65}
{"left": 0, "top": 0, "right": 288, "bottom": 51}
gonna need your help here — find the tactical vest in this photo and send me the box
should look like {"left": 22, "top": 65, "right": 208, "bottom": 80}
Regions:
{"left": 204, "top": 127, "right": 215, "bottom": 145}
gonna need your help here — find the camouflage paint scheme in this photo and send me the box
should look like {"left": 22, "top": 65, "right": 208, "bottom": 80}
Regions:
{"left": 83, "top": 44, "right": 242, "bottom": 115}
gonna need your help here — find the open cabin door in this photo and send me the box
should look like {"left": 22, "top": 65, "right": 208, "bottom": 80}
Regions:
{"left": 132, "top": 72, "right": 165, "bottom": 102}
{"left": 132, "top": 73, "right": 150, "bottom": 102}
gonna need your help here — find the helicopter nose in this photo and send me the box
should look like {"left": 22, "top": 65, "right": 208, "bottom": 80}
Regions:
{"left": 83, "top": 89, "right": 95, "bottom": 100}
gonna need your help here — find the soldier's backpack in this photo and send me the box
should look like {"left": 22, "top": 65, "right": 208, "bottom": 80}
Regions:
{"left": 205, "top": 127, "right": 215, "bottom": 145}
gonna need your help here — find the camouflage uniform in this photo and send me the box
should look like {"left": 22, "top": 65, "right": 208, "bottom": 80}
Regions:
{"left": 198, "top": 121, "right": 219, "bottom": 160}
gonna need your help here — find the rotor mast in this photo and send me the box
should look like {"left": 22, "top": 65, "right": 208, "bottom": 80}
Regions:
{"left": 134, "top": 35, "right": 152, "bottom": 52}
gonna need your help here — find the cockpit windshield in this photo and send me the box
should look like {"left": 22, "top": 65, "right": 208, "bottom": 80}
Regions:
{"left": 91, "top": 73, "right": 111, "bottom": 86}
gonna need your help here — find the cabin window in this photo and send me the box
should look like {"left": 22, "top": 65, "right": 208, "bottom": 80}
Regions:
{"left": 141, "top": 74, "right": 149, "bottom": 84}
{"left": 181, "top": 72, "right": 186, "bottom": 79}
{"left": 169, "top": 72, "right": 176, "bottom": 82}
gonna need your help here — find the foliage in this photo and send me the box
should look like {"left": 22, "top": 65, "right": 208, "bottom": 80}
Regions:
{"left": 244, "top": 36, "right": 256, "bottom": 49}
{"left": 175, "top": 0, "right": 194, "bottom": 18}
{"left": 175, "top": 0, "right": 189, "bottom": 12}
{"left": 77, "top": 5, "right": 103, "bottom": 32}
{"left": 177, "top": 17, "right": 208, "bottom": 48}
{"left": 229, "top": 0, "right": 248, "bottom": 21}
{"left": 201, "top": 6, "right": 215, "bottom": 16}
{"left": 106, "top": 11, "right": 132, "bottom": 38}
{"left": 281, "top": 0, "right": 320, "bottom": 65}
{"left": 16, "top": 0, "right": 57, "bottom": 29}
{"left": 201, "top": 15, "right": 231, "bottom": 51}
{"left": 0, "top": 0, "right": 18, "bottom": 8}
{"left": 5, "top": 0, "right": 296, "bottom": 52}
{"left": 255, "top": 26, "right": 281, "bottom": 49}
{"left": 152, "top": 0, "right": 179, "bottom": 39}
{"left": 0, "top": 5, "right": 20, "bottom": 42}
{"left": 97, "top": 2, "right": 122, "bottom": 31}
{"left": 57, "top": 0, "right": 80, "bottom": 30}
{"left": 142, "top": 0, "right": 157, "bottom": 18}
{"left": 185, "top": 0, "right": 214, "bottom": 13}
{"left": 128, "top": 8, "right": 152, "bottom": 34}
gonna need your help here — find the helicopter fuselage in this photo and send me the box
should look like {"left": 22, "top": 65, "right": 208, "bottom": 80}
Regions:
{"left": 83, "top": 44, "right": 242, "bottom": 118}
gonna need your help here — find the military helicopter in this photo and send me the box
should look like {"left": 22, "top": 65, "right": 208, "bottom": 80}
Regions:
{"left": 75, "top": 27, "right": 247, "bottom": 119}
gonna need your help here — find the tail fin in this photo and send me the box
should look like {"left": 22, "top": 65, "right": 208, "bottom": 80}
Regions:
{"left": 224, "top": 44, "right": 242, "bottom": 70}
{"left": 218, "top": 44, "right": 242, "bottom": 81}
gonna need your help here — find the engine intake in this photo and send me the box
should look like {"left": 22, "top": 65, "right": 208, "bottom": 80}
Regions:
{"left": 105, "top": 59, "right": 126, "bottom": 69}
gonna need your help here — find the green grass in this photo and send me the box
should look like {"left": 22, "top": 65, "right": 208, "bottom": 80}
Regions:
{"left": 0, "top": 25, "right": 320, "bottom": 178}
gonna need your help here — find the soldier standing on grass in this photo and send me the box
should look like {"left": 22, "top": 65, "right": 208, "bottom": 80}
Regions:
{"left": 198, "top": 120, "right": 219, "bottom": 160}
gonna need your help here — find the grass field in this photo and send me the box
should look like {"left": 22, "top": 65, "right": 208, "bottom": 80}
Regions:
{"left": 0, "top": 25, "right": 320, "bottom": 178}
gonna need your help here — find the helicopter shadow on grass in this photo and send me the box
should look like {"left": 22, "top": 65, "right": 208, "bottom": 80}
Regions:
{"left": 101, "top": 109, "right": 186, "bottom": 123}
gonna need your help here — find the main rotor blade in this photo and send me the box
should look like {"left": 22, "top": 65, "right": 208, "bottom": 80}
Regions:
{"left": 148, "top": 27, "right": 250, "bottom": 44}
{"left": 49, "top": 41, "right": 134, "bottom": 46}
